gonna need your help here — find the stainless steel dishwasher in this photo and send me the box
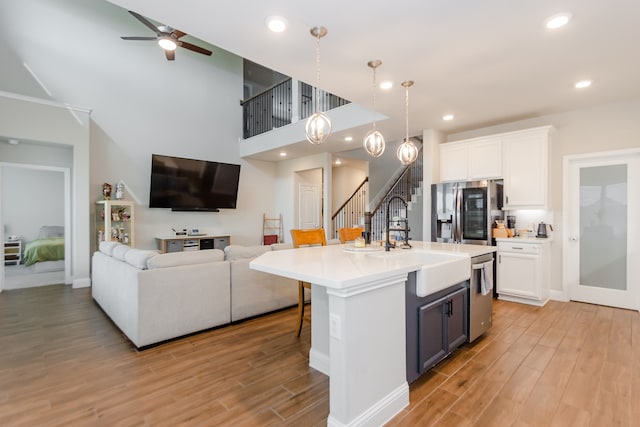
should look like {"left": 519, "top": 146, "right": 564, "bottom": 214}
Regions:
{"left": 468, "top": 253, "right": 494, "bottom": 342}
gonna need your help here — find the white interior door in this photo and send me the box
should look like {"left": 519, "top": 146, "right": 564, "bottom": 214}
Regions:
{"left": 565, "top": 151, "right": 639, "bottom": 310}
{"left": 299, "top": 183, "right": 321, "bottom": 229}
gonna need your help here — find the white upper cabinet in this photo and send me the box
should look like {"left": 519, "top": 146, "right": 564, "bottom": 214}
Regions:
{"left": 502, "top": 126, "right": 551, "bottom": 209}
{"left": 439, "top": 138, "right": 501, "bottom": 182}
{"left": 439, "top": 142, "right": 468, "bottom": 182}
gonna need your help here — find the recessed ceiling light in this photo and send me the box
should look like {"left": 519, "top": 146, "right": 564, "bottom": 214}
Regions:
{"left": 545, "top": 13, "right": 572, "bottom": 30}
{"left": 8, "top": 139, "right": 19, "bottom": 145}
{"left": 442, "top": 114, "right": 454, "bottom": 121}
{"left": 279, "top": 152, "right": 287, "bottom": 157}
{"left": 266, "top": 16, "right": 288, "bottom": 33}
{"left": 575, "top": 79, "right": 592, "bottom": 89}
{"left": 344, "top": 136, "right": 353, "bottom": 142}
{"left": 335, "top": 159, "right": 342, "bottom": 165}
{"left": 379, "top": 81, "right": 393, "bottom": 90}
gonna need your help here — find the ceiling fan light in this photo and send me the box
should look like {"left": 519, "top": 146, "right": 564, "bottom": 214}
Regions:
{"left": 158, "top": 37, "right": 177, "bottom": 51}
{"left": 363, "top": 130, "right": 385, "bottom": 157}
{"left": 305, "top": 111, "right": 332, "bottom": 144}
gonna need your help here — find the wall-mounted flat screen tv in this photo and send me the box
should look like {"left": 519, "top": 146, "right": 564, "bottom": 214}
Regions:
{"left": 149, "top": 154, "right": 241, "bottom": 212}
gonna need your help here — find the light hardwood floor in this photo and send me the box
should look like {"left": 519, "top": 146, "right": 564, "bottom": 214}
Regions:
{"left": 0, "top": 285, "right": 638, "bottom": 426}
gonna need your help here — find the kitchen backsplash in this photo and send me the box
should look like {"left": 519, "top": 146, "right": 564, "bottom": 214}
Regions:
{"left": 504, "top": 209, "right": 554, "bottom": 238}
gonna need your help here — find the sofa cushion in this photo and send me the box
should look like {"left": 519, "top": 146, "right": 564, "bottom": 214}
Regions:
{"left": 99, "top": 241, "right": 121, "bottom": 256}
{"left": 224, "top": 245, "right": 271, "bottom": 261}
{"left": 147, "top": 249, "right": 224, "bottom": 269}
{"left": 112, "top": 244, "right": 131, "bottom": 261}
{"left": 271, "top": 243, "right": 293, "bottom": 251}
{"left": 124, "top": 249, "right": 159, "bottom": 270}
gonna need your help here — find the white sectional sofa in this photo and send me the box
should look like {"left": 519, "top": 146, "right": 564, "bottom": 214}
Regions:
{"left": 91, "top": 242, "right": 297, "bottom": 349}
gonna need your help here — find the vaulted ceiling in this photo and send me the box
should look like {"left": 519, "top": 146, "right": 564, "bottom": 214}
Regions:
{"left": 106, "top": 0, "right": 640, "bottom": 148}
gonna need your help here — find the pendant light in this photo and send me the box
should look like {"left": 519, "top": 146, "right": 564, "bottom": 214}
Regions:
{"left": 305, "top": 26, "right": 332, "bottom": 145}
{"left": 363, "top": 60, "right": 385, "bottom": 157}
{"left": 397, "top": 80, "right": 419, "bottom": 165}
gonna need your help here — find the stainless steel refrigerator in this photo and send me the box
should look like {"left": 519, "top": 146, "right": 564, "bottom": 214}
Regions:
{"left": 431, "top": 180, "right": 504, "bottom": 245}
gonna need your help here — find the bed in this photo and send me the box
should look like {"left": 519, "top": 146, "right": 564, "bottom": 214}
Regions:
{"left": 22, "top": 226, "right": 65, "bottom": 267}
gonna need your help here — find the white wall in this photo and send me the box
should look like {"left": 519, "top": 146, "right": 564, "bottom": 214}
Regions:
{"left": 446, "top": 98, "right": 640, "bottom": 295}
{"left": 331, "top": 161, "right": 367, "bottom": 214}
{"left": 0, "top": 0, "right": 279, "bottom": 249}
{"left": 2, "top": 166, "right": 65, "bottom": 242}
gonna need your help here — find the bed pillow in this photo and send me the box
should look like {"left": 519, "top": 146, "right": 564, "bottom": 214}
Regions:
{"left": 112, "top": 244, "right": 131, "bottom": 261}
{"left": 99, "top": 241, "right": 121, "bottom": 256}
{"left": 37, "top": 225, "right": 64, "bottom": 239}
{"left": 124, "top": 249, "right": 159, "bottom": 270}
{"left": 147, "top": 249, "right": 224, "bottom": 269}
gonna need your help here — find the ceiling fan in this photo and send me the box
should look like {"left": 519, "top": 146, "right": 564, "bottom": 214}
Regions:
{"left": 121, "top": 10, "right": 212, "bottom": 61}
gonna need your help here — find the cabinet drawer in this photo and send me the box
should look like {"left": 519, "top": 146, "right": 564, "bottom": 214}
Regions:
{"left": 497, "top": 242, "right": 540, "bottom": 255}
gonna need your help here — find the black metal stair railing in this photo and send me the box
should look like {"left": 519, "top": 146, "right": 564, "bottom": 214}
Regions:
{"left": 240, "top": 79, "right": 350, "bottom": 139}
{"left": 331, "top": 178, "right": 368, "bottom": 239}
{"left": 369, "top": 145, "right": 423, "bottom": 242}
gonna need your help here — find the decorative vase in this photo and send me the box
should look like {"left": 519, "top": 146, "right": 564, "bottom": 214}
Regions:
{"left": 102, "top": 182, "right": 112, "bottom": 200}
{"left": 115, "top": 182, "right": 125, "bottom": 200}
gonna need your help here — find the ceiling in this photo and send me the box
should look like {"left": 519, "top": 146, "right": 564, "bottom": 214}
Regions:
{"left": 106, "top": 1, "right": 640, "bottom": 157}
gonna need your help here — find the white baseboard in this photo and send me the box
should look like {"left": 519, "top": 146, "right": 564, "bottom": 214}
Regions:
{"left": 549, "top": 289, "right": 569, "bottom": 302}
{"left": 327, "top": 382, "right": 409, "bottom": 427}
{"left": 72, "top": 277, "right": 91, "bottom": 288}
{"left": 309, "top": 347, "right": 330, "bottom": 376}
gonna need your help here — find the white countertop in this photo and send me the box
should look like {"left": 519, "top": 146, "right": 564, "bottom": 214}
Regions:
{"left": 250, "top": 241, "right": 496, "bottom": 290}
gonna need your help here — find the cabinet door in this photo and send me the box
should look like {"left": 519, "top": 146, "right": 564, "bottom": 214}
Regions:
{"left": 446, "top": 287, "right": 468, "bottom": 351}
{"left": 440, "top": 143, "right": 468, "bottom": 182}
{"left": 468, "top": 138, "right": 502, "bottom": 180}
{"left": 502, "top": 130, "right": 548, "bottom": 208}
{"left": 418, "top": 297, "right": 447, "bottom": 371}
{"left": 497, "top": 251, "right": 540, "bottom": 299}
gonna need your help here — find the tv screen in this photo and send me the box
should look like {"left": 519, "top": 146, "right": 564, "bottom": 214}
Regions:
{"left": 149, "top": 154, "right": 241, "bottom": 211}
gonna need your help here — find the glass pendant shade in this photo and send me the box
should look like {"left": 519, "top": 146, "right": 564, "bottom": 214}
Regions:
{"left": 305, "top": 111, "right": 332, "bottom": 145}
{"left": 397, "top": 138, "right": 419, "bottom": 165}
{"left": 363, "top": 130, "right": 385, "bottom": 157}
{"left": 305, "top": 26, "right": 332, "bottom": 145}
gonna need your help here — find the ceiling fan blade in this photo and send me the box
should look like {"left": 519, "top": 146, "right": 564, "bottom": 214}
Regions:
{"left": 178, "top": 41, "right": 212, "bottom": 56}
{"left": 165, "top": 49, "right": 175, "bottom": 61}
{"left": 172, "top": 30, "right": 187, "bottom": 39}
{"left": 121, "top": 36, "right": 157, "bottom": 41}
{"left": 127, "top": 10, "right": 161, "bottom": 35}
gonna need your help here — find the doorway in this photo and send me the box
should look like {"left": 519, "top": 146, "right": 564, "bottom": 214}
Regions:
{"left": 0, "top": 163, "right": 71, "bottom": 291}
{"left": 295, "top": 168, "right": 323, "bottom": 230}
{"left": 563, "top": 149, "right": 640, "bottom": 310}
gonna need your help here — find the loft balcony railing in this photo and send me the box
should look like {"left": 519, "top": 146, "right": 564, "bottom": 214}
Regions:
{"left": 241, "top": 79, "right": 350, "bottom": 139}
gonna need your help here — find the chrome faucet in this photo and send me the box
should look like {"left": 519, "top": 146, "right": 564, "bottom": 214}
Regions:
{"left": 385, "top": 196, "right": 411, "bottom": 251}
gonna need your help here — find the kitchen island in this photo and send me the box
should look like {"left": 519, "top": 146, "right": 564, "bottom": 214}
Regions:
{"left": 250, "top": 241, "right": 495, "bottom": 427}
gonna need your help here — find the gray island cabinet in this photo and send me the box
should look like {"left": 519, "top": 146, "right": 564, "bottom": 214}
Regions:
{"left": 405, "top": 272, "right": 469, "bottom": 384}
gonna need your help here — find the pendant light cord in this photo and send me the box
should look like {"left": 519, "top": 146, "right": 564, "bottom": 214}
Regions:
{"left": 371, "top": 66, "right": 377, "bottom": 131}
{"left": 315, "top": 34, "right": 321, "bottom": 114}
{"left": 405, "top": 84, "right": 409, "bottom": 142}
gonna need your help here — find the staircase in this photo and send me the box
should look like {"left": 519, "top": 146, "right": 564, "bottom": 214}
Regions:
{"left": 330, "top": 146, "right": 423, "bottom": 242}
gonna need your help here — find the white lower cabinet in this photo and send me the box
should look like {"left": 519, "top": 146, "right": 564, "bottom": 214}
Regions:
{"left": 496, "top": 239, "right": 550, "bottom": 306}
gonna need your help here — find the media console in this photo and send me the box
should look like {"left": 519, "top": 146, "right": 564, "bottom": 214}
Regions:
{"left": 156, "top": 235, "right": 230, "bottom": 253}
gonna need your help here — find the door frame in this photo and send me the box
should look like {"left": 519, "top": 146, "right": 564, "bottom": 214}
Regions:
{"left": 0, "top": 162, "right": 72, "bottom": 291}
{"left": 562, "top": 147, "right": 640, "bottom": 310}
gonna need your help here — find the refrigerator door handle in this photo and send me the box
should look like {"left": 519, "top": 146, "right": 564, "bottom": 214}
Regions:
{"left": 454, "top": 187, "right": 462, "bottom": 243}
